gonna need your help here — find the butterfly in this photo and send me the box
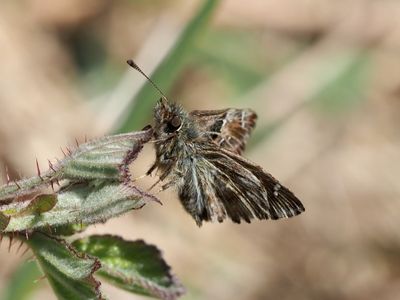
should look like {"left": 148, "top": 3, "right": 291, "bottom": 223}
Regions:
{"left": 127, "top": 59, "right": 305, "bottom": 226}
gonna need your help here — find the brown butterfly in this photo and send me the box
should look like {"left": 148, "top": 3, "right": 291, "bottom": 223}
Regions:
{"left": 127, "top": 60, "right": 305, "bottom": 226}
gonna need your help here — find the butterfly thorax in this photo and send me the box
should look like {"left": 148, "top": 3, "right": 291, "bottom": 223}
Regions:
{"left": 152, "top": 99, "right": 204, "bottom": 174}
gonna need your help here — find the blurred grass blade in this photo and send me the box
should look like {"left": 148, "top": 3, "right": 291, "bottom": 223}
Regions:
{"left": 248, "top": 50, "right": 370, "bottom": 148}
{"left": 116, "top": 0, "right": 220, "bottom": 133}
{"left": 193, "top": 31, "right": 267, "bottom": 95}
{"left": 27, "top": 232, "right": 103, "bottom": 300}
{"left": 2, "top": 260, "right": 42, "bottom": 300}
{"left": 312, "top": 52, "right": 370, "bottom": 113}
{"left": 73, "top": 235, "right": 185, "bottom": 300}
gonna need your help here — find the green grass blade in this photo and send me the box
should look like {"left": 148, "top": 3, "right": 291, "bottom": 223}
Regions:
{"left": 248, "top": 50, "right": 370, "bottom": 149}
{"left": 311, "top": 52, "right": 370, "bottom": 114}
{"left": 116, "top": 0, "right": 220, "bottom": 133}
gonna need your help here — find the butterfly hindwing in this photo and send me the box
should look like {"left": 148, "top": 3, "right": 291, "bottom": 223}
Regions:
{"left": 190, "top": 109, "right": 257, "bottom": 154}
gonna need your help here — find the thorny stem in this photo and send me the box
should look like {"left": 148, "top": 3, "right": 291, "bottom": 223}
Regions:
{"left": 0, "top": 169, "right": 59, "bottom": 202}
{"left": 0, "top": 128, "right": 156, "bottom": 233}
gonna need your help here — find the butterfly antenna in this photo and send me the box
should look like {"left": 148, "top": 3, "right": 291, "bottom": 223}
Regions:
{"left": 126, "top": 59, "right": 168, "bottom": 101}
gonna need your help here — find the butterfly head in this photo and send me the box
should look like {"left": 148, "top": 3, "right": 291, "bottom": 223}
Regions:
{"left": 153, "top": 98, "right": 188, "bottom": 140}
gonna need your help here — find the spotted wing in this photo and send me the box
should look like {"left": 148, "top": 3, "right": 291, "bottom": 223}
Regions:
{"left": 177, "top": 144, "right": 304, "bottom": 226}
{"left": 190, "top": 109, "right": 257, "bottom": 155}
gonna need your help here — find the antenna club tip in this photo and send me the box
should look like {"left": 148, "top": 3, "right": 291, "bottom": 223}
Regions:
{"left": 126, "top": 59, "right": 168, "bottom": 100}
{"left": 126, "top": 59, "right": 135, "bottom": 68}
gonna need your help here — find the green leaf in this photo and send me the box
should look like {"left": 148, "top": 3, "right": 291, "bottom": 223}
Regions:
{"left": 53, "top": 223, "right": 89, "bottom": 237}
{"left": 59, "top": 128, "right": 153, "bottom": 182}
{"left": 116, "top": 0, "right": 220, "bottom": 133}
{"left": 16, "top": 194, "right": 57, "bottom": 216}
{"left": 73, "top": 235, "right": 185, "bottom": 300}
{"left": 2, "top": 182, "right": 151, "bottom": 232}
{"left": 27, "top": 232, "right": 103, "bottom": 300}
{"left": 1, "top": 260, "right": 42, "bottom": 300}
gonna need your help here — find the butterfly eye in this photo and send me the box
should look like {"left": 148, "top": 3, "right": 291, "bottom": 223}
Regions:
{"left": 165, "top": 116, "right": 182, "bottom": 133}
{"left": 171, "top": 116, "right": 181, "bottom": 128}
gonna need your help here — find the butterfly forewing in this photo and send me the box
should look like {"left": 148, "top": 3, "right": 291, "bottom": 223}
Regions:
{"left": 176, "top": 143, "right": 304, "bottom": 225}
{"left": 190, "top": 108, "right": 257, "bottom": 155}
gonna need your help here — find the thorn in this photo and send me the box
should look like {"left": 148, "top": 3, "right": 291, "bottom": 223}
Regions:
{"left": 48, "top": 160, "right": 56, "bottom": 172}
{"left": 60, "top": 147, "right": 66, "bottom": 157}
{"left": 50, "top": 180, "right": 54, "bottom": 191}
{"left": 66, "top": 147, "right": 72, "bottom": 156}
{"left": 16, "top": 240, "right": 24, "bottom": 254}
{"left": 36, "top": 158, "right": 43, "bottom": 181}
{"left": 20, "top": 245, "right": 30, "bottom": 258}
{"left": 8, "top": 236, "right": 14, "bottom": 252}
{"left": 25, "top": 230, "right": 29, "bottom": 240}
{"left": 55, "top": 178, "right": 60, "bottom": 186}
{"left": 14, "top": 180, "right": 21, "bottom": 189}
{"left": 75, "top": 138, "right": 79, "bottom": 147}
{"left": 5, "top": 165, "right": 10, "bottom": 185}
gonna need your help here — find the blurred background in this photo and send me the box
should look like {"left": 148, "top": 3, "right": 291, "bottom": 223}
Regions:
{"left": 1, "top": 0, "right": 400, "bottom": 299}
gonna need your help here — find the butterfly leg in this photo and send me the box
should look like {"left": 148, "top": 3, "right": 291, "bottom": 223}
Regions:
{"left": 146, "top": 162, "right": 158, "bottom": 176}
{"left": 158, "top": 181, "right": 175, "bottom": 193}
{"left": 147, "top": 162, "right": 174, "bottom": 191}
{"left": 131, "top": 162, "right": 156, "bottom": 182}
{"left": 131, "top": 174, "right": 147, "bottom": 182}
{"left": 154, "top": 167, "right": 183, "bottom": 193}
{"left": 148, "top": 178, "right": 161, "bottom": 191}
{"left": 128, "top": 161, "right": 158, "bottom": 183}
